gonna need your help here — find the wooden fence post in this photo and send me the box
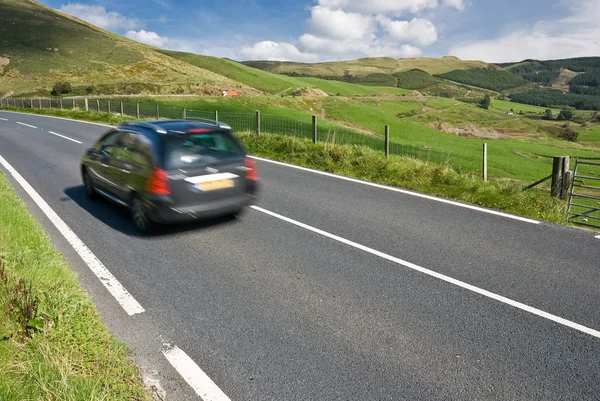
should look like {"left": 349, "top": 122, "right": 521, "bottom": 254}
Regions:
{"left": 312, "top": 115, "right": 317, "bottom": 144}
{"left": 384, "top": 125, "right": 390, "bottom": 158}
{"left": 215, "top": 110, "right": 219, "bottom": 122}
{"left": 156, "top": 104, "right": 159, "bottom": 119}
{"left": 84, "top": 98, "right": 88, "bottom": 111}
{"left": 483, "top": 143, "right": 488, "bottom": 182}
{"left": 120, "top": 102, "right": 124, "bottom": 116}
{"left": 551, "top": 156, "right": 566, "bottom": 198}
{"left": 107, "top": 100, "right": 111, "bottom": 114}
{"left": 136, "top": 103, "right": 140, "bottom": 119}
{"left": 256, "top": 110, "right": 261, "bottom": 135}
{"left": 72, "top": 99, "right": 75, "bottom": 110}
{"left": 182, "top": 107, "right": 187, "bottom": 119}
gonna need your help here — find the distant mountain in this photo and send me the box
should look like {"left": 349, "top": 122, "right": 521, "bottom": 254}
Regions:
{"left": 242, "top": 56, "right": 489, "bottom": 77}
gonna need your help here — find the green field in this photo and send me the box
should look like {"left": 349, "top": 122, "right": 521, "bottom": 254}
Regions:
{"left": 9, "top": 94, "right": 597, "bottom": 183}
{"left": 293, "top": 77, "right": 412, "bottom": 95}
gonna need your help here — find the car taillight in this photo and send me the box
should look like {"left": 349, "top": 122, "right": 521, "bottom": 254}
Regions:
{"left": 245, "top": 158, "right": 259, "bottom": 181}
{"left": 147, "top": 168, "right": 170, "bottom": 195}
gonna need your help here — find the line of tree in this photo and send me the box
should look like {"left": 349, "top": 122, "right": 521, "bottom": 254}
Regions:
{"left": 392, "top": 69, "right": 441, "bottom": 89}
{"left": 435, "top": 67, "right": 528, "bottom": 92}
{"left": 569, "top": 70, "right": 600, "bottom": 87}
{"left": 509, "top": 89, "right": 600, "bottom": 110}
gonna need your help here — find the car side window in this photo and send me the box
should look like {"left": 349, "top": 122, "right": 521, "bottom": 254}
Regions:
{"left": 98, "top": 132, "right": 121, "bottom": 157}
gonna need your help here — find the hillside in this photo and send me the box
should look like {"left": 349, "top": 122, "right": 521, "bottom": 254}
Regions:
{"left": 0, "top": 0, "right": 257, "bottom": 96}
{"left": 243, "top": 56, "right": 488, "bottom": 77}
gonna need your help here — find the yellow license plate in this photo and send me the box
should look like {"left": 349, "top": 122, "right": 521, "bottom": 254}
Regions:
{"left": 196, "top": 179, "right": 234, "bottom": 192}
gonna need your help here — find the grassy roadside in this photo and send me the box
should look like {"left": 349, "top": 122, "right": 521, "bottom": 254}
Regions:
{"left": 0, "top": 171, "right": 150, "bottom": 399}
{"left": 0, "top": 106, "right": 574, "bottom": 225}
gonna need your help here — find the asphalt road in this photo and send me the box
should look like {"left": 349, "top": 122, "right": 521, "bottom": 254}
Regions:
{"left": 1, "top": 110, "right": 599, "bottom": 401}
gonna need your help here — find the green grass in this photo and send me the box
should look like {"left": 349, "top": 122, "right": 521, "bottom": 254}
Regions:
{"left": 6, "top": 95, "right": 599, "bottom": 183}
{"left": 238, "top": 132, "right": 568, "bottom": 223}
{"left": 156, "top": 50, "right": 305, "bottom": 94}
{"left": 0, "top": 106, "right": 580, "bottom": 228}
{"left": 0, "top": 171, "right": 150, "bottom": 400}
{"left": 293, "top": 77, "right": 412, "bottom": 95}
{"left": 243, "top": 55, "right": 489, "bottom": 76}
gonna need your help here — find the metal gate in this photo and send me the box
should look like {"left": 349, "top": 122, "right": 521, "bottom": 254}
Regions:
{"left": 567, "top": 160, "right": 600, "bottom": 229}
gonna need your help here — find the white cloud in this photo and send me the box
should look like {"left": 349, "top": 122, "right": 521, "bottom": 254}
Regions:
{"left": 125, "top": 30, "right": 169, "bottom": 48}
{"left": 306, "top": 6, "right": 375, "bottom": 40}
{"left": 58, "top": 4, "right": 138, "bottom": 30}
{"left": 377, "top": 17, "right": 438, "bottom": 46}
{"left": 450, "top": 0, "right": 600, "bottom": 62}
{"left": 238, "top": 41, "right": 320, "bottom": 62}
{"left": 317, "top": 0, "right": 463, "bottom": 16}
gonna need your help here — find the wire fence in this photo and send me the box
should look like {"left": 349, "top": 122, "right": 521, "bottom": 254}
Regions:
{"left": 1, "top": 96, "right": 583, "bottom": 184}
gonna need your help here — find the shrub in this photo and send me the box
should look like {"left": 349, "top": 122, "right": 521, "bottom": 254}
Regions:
{"left": 51, "top": 81, "right": 72, "bottom": 96}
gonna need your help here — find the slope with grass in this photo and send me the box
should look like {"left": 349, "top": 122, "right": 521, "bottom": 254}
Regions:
{"left": 243, "top": 56, "right": 489, "bottom": 77}
{"left": 0, "top": 0, "right": 255, "bottom": 96}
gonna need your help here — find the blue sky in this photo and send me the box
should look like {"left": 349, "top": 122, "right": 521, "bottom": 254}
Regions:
{"left": 38, "top": 0, "right": 600, "bottom": 63}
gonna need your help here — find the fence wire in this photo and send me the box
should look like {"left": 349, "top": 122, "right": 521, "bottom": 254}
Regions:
{"left": 1, "top": 97, "right": 582, "bottom": 182}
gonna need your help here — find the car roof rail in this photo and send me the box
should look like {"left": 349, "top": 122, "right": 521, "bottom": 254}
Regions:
{"left": 183, "top": 117, "right": 231, "bottom": 129}
{"left": 120, "top": 120, "right": 167, "bottom": 134}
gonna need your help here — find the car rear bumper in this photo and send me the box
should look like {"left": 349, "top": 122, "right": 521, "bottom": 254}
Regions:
{"left": 149, "top": 192, "right": 257, "bottom": 224}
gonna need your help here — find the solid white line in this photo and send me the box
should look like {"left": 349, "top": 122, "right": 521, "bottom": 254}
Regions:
{"left": 0, "top": 117, "right": 8, "bottom": 121}
{"left": 0, "top": 154, "right": 145, "bottom": 316}
{"left": 16, "top": 121, "right": 37, "bottom": 129}
{"left": 251, "top": 205, "right": 600, "bottom": 339}
{"left": 250, "top": 156, "right": 541, "bottom": 225}
{"left": 162, "top": 343, "right": 231, "bottom": 401}
{"left": 49, "top": 131, "right": 83, "bottom": 144}
{"left": 596, "top": 235, "right": 600, "bottom": 239}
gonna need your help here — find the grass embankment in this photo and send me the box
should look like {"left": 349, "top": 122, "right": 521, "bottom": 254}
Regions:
{"left": 0, "top": 171, "right": 149, "bottom": 399}
{"left": 0, "top": 107, "right": 570, "bottom": 225}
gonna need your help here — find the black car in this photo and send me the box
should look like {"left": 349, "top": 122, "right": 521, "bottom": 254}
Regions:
{"left": 81, "top": 119, "right": 259, "bottom": 232}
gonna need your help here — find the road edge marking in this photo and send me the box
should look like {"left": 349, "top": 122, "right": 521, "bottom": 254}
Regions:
{"left": 251, "top": 205, "right": 600, "bottom": 339}
{"left": 49, "top": 130, "right": 83, "bottom": 144}
{"left": 0, "top": 154, "right": 145, "bottom": 316}
{"left": 161, "top": 341, "right": 231, "bottom": 401}
{"left": 250, "top": 156, "right": 541, "bottom": 225}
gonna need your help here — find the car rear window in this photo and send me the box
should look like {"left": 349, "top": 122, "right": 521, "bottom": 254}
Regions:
{"left": 163, "top": 131, "right": 245, "bottom": 169}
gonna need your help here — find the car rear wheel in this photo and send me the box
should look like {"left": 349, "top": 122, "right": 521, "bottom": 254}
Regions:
{"left": 82, "top": 169, "right": 98, "bottom": 200}
{"left": 131, "top": 196, "right": 154, "bottom": 233}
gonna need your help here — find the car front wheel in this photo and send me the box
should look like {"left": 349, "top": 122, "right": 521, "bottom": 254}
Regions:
{"left": 82, "top": 169, "right": 98, "bottom": 200}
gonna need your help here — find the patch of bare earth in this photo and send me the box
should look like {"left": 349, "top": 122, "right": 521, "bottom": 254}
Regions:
{"left": 0, "top": 55, "right": 9, "bottom": 73}
{"left": 427, "top": 122, "right": 527, "bottom": 139}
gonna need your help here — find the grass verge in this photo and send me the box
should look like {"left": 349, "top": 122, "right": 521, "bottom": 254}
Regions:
{"left": 0, "top": 106, "right": 572, "bottom": 225}
{"left": 0, "top": 171, "right": 149, "bottom": 400}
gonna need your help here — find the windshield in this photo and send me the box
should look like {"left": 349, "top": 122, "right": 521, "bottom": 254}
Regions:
{"left": 163, "top": 132, "right": 245, "bottom": 169}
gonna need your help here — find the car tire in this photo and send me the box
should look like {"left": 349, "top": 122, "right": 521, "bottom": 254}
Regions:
{"left": 131, "top": 196, "right": 154, "bottom": 234}
{"left": 82, "top": 169, "right": 99, "bottom": 200}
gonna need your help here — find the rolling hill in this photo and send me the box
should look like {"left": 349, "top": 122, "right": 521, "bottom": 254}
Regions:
{"left": 0, "top": 0, "right": 257, "bottom": 96}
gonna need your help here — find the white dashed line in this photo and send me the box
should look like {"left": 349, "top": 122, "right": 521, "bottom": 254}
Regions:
{"left": 250, "top": 156, "right": 541, "bottom": 225}
{"left": 0, "top": 117, "right": 8, "bottom": 121}
{"left": 251, "top": 205, "right": 600, "bottom": 339}
{"left": 0, "top": 154, "right": 145, "bottom": 316}
{"left": 161, "top": 342, "right": 231, "bottom": 401}
{"left": 596, "top": 235, "right": 600, "bottom": 239}
{"left": 16, "top": 121, "right": 37, "bottom": 129}
{"left": 49, "top": 131, "right": 83, "bottom": 144}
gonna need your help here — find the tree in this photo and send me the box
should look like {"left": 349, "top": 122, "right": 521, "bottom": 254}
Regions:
{"left": 558, "top": 108, "right": 573, "bottom": 121}
{"left": 479, "top": 94, "right": 491, "bottom": 109}
{"left": 543, "top": 108, "right": 553, "bottom": 120}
